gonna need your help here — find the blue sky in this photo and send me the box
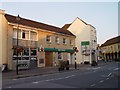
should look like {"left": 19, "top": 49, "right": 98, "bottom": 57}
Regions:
{"left": 0, "top": 1, "right": 118, "bottom": 44}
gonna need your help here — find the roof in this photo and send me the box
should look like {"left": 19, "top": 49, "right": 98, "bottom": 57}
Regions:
{"left": 5, "top": 14, "right": 75, "bottom": 37}
{"left": 101, "top": 35, "right": 120, "bottom": 47}
{"left": 62, "top": 24, "right": 71, "bottom": 30}
{"left": 62, "top": 17, "right": 96, "bottom": 30}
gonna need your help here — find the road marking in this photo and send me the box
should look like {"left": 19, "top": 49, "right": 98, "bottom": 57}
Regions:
{"left": 90, "top": 84, "right": 96, "bottom": 87}
{"left": 99, "top": 80, "right": 104, "bottom": 83}
{"left": 114, "top": 68, "right": 119, "bottom": 71}
{"left": 33, "top": 81, "right": 39, "bottom": 84}
{"left": 106, "top": 78, "right": 109, "bottom": 80}
{"left": 108, "top": 73, "right": 112, "bottom": 77}
{"left": 7, "top": 87, "right": 12, "bottom": 88}
{"left": 55, "top": 78, "right": 64, "bottom": 80}
{"left": 65, "top": 75, "right": 75, "bottom": 78}
{"left": 13, "top": 79, "right": 18, "bottom": 80}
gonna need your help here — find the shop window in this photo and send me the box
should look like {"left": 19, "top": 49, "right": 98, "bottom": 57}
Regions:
{"left": 22, "top": 48, "right": 29, "bottom": 56}
{"left": 31, "top": 49, "right": 37, "bottom": 56}
{"left": 58, "top": 52, "right": 63, "bottom": 60}
{"left": 46, "top": 35, "right": 51, "bottom": 43}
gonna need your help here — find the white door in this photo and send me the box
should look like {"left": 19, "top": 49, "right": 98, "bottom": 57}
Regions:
{"left": 68, "top": 53, "right": 71, "bottom": 64}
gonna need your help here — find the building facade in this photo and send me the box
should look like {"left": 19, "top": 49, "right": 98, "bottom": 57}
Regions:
{"left": 1, "top": 10, "right": 76, "bottom": 70}
{"left": 101, "top": 36, "right": 120, "bottom": 61}
{"left": 62, "top": 17, "right": 97, "bottom": 64}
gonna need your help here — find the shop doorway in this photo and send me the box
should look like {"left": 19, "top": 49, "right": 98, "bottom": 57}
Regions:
{"left": 45, "top": 52, "right": 53, "bottom": 67}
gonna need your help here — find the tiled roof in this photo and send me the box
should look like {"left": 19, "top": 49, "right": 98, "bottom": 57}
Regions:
{"left": 101, "top": 35, "right": 120, "bottom": 47}
{"left": 5, "top": 14, "right": 75, "bottom": 36}
{"left": 62, "top": 24, "right": 71, "bottom": 30}
{"left": 62, "top": 17, "right": 96, "bottom": 30}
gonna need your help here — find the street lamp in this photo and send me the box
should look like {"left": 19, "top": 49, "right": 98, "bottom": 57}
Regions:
{"left": 16, "top": 14, "right": 20, "bottom": 75}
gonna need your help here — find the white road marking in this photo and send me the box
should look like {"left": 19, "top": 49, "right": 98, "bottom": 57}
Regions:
{"left": 108, "top": 73, "right": 112, "bottom": 77}
{"left": 33, "top": 82, "right": 39, "bottom": 84}
{"left": 106, "top": 78, "right": 109, "bottom": 80}
{"left": 32, "top": 75, "right": 75, "bottom": 84}
{"left": 55, "top": 78, "right": 64, "bottom": 80}
{"left": 99, "top": 80, "right": 104, "bottom": 83}
{"left": 90, "top": 84, "right": 96, "bottom": 87}
{"left": 7, "top": 87, "right": 12, "bottom": 88}
{"left": 114, "top": 68, "right": 119, "bottom": 71}
{"left": 65, "top": 75, "right": 75, "bottom": 78}
{"left": 13, "top": 79, "right": 18, "bottom": 80}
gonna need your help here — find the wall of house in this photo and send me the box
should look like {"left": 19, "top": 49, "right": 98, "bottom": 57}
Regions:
{"left": 0, "top": 10, "right": 8, "bottom": 69}
{"left": 67, "top": 18, "right": 97, "bottom": 64}
{"left": 37, "top": 29, "right": 75, "bottom": 67}
{"left": 101, "top": 43, "right": 120, "bottom": 61}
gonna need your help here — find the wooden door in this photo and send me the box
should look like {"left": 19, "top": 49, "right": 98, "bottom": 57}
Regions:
{"left": 45, "top": 52, "right": 52, "bottom": 67}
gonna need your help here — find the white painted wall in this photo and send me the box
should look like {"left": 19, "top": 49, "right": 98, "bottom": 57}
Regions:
{"left": 67, "top": 17, "right": 97, "bottom": 64}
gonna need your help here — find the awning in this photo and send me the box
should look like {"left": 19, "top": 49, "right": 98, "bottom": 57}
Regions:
{"left": 44, "top": 48, "right": 75, "bottom": 53}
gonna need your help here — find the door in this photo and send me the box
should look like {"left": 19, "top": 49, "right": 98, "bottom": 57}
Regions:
{"left": 68, "top": 53, "right": 72, "bottom": 64}
{"left": 45, "top": 52, "right": 52, "bottom": 67}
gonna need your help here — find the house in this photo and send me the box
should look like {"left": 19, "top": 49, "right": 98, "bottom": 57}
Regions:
{"left": 62, "top": 17, "right": 97, "bottom": 64}
{"left": 101, "top": 35, "right": 120, "bottom": 61}
{"left": 0, "top": 9, "right": 76, "bottom": 70}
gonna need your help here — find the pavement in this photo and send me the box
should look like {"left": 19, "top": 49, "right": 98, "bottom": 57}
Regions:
{"left": 2, "top": 60, "right": 111, "bottom": 80}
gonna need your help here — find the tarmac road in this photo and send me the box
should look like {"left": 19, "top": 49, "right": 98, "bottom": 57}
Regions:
{"left": 2, "top": 61, "right": 120, "bottom": 89}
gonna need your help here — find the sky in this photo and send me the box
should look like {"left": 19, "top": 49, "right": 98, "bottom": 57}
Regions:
{"left": 0, "top": 1, "right": 119, "bottom": 45}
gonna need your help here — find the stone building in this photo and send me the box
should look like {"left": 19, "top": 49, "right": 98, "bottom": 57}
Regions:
{"left": 101, "top": 35, "right": 120, "bottom": 61}
{"left": 0, "top": 10, "right": 76, "bottom": 70}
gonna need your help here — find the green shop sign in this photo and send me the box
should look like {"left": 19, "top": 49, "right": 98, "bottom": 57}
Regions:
{"left": 44, "top": 48, "right": 75, "bottom": 53}
{"left": 81, "top": 41, "right": 89, "bottom": 46}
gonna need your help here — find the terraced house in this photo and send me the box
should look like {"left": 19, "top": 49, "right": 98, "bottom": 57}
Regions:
{"left": 101, "top": 35, "right": 120, "bottom": 61}
{"left": 0, "top": 10, "right": 76, "bottom": 70}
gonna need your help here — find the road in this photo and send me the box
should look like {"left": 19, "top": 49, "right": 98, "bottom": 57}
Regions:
{"left": 2, "top": 61, "right": 120, "bottom": 89}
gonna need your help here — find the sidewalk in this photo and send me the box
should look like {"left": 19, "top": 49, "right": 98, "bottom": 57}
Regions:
{"left": 2, "top": 60, "right": 108, "bottom": 80}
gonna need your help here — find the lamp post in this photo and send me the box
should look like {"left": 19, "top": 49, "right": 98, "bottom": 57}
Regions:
{"left": 16, "top": 14, "right": 20, "bottom": 75}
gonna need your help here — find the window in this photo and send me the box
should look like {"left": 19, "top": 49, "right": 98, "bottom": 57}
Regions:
{"left": 58, "top": 52, "right": 63, "bottom": 60}
{"left": 31, "top": 49, "right": 37, "bottom": 56}
{"left": 30, "top": 31, "right": 37, "bottom": 41}
{"left": 63, "top": 38, "right": 67, "bottom": 44}
{"left": 22, "top": 48, "right": 29, "bottom": 56}
{"left": 22, "top": 30, "right": 29, "bottom": 39}
{"left": 46, "top": 35, "right": 51, "bottom": 43}
{"left": 70, "top": 39, "right": 73, "bottom": 45}
{"left": 13, "top": 29, "right": 21, "bottom": 39}
{"left": 55, "top": 36, "right": 59, "bottom": 44}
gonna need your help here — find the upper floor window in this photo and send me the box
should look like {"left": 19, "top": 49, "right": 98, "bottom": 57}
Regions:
{"left": 13, "top": 29, "right": 21, "bottom": 39}
{"left": 30, "top": 31, "right": 37, "bottom": 41}
{"left": 22, "top": 30, "right": 29, "bottom": 39}
{"left": 55, "top": 36, "right": 59, "bottom": 44}
{"left": 70, "top": 39, "right": 73, "bottom": 45}
{"left": 46, "top": 35, "right": 51, "bottom": 43}
{"left": 63, "top": 38, "right": 67, "bottom": 44}
{"left": 13, "top": 28, "right": 37, "bottom": 41}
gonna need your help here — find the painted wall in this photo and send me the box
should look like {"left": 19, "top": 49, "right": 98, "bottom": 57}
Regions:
{"left": 6, "top": 20, "right": 75, "bottom": 69}
{"left": 67, "top": 17, "right": 97, "bottom": 64}
{"left": 0, "top": 10, "right": 8, "bottom": 68}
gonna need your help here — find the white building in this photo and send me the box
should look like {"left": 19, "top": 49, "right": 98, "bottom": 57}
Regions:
{"left": 62, "top": 17, "right": 97, "bottom": 64}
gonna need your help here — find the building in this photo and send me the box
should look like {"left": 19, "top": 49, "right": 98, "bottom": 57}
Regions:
{"left": 62, "top": 17, "right": 97, "bottom": 64}
{"left": 0, "top": 10, "right": 76, "bottom": 70}
{"left": 101, "top": 36, "right": 120, "bottom": 61}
